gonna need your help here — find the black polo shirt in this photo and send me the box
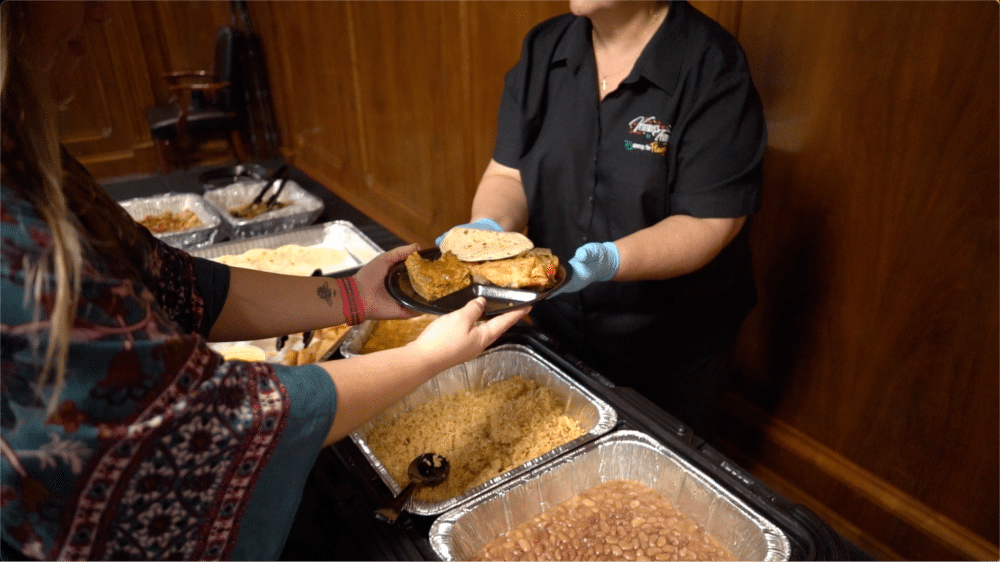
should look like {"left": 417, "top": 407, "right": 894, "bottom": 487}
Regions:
{"left": 493, "top": 1, "right": 766, "bottom": 379}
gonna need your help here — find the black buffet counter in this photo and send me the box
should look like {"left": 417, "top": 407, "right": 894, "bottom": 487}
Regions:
{"left": 102, "top": 162, "right": 870, "bottom": 562}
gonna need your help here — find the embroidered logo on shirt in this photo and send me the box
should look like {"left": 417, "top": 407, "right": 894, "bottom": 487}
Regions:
{"left": 623, "top": 116, "right": 671, "bottom": 155}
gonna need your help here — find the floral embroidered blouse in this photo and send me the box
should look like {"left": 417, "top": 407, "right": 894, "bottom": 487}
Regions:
{"left": 1, "top": 155, "right": 337, "bottom": 560}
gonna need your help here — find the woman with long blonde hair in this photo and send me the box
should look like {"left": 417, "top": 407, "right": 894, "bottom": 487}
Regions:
{"left": 0, "top": 2, "right": 527, "bottom": 559}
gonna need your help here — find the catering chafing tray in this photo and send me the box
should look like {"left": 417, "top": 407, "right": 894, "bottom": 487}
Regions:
{"left": 430, "top": 429, "right": 791, "bottom": 561}
{"left": 119, "top": 192, "right": 222, "bottom": 249}
{"left": 339, "top": 316, "right": 438, "bottom": 358}
{"left": 349, "top": 343, "right": 618, "bottom": 517}
{"left": 188, "top": 220, "right": 382, "bottom": 276}
{"left": 203, "top": 178, "right": 324, "bottom": 239}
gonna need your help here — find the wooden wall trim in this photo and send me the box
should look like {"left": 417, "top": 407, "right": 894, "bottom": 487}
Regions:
{"left": 719, "top": 395, "right": 1000, "bottom": 562}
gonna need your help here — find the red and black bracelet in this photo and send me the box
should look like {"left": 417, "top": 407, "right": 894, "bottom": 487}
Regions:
{"left": 336, "top": 276, "right": 364, "bottom": 326}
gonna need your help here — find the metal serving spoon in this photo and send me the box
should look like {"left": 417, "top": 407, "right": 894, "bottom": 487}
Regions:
{"left": 374, "top": 453, "right": 450, "bottom": 524}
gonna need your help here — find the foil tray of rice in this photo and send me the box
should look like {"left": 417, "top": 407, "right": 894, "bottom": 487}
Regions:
{"left": 350, "top": 343, "right": 617, "bottom": 517}
{"left": 120, "top": 192, "right": 223, "bottom": 249}
{"left": 430, "top": 429, "right": 791, "bottom": 562}
{"left": 188, "top": 220, "right": 382, "bottom": 276}
{"left": 202, "top": 178, "right": 324, "bottom": 239}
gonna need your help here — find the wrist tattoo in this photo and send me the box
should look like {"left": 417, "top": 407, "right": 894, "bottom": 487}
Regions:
{"left": 317, "top": 281, "right": 335, "bottom": 306}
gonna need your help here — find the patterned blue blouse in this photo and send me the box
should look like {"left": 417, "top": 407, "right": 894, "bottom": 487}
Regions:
{"left": 1, "top": 158, "right": 337, "bottom": 559}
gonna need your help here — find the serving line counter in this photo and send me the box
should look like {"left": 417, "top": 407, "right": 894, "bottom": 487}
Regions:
{"left": 103, "top": 162, "right": 869, "bottom": 562}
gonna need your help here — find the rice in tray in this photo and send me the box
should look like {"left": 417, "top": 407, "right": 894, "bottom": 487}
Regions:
{"left": 365, "top": 376, "right": 585, "bottom": 501}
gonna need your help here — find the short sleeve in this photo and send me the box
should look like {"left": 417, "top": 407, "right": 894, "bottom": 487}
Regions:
{"left": 669, "top": 48, "right": 767, "bottom": 218}
{"left": 493, "top": 62, "right": 526, "bottom": 168}
{"left": 229, "top": 362, "right": 337, "bottom": 559}
{"left": 191, "top": 256, "right": 230, "bottom": 336}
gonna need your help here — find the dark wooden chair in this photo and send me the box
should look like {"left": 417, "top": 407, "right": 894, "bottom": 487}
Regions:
{"left": 147, "top": 27, "right": 251, "bottom": 172}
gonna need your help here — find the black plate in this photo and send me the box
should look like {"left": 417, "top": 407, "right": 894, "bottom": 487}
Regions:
{"left": 385, "top": 248, "right": 568, "bottom": 317}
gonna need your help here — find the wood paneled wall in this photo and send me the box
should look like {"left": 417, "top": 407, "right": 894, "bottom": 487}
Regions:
{"left": 721, "top": 2, "right": 999, "bottom": 560}
{"left": 56, "top": 2, "right": 998, "bottom": 561}
{"left": 245, "top": 1, "right": 569, "bottom": 247}
{"left": 58, "top": 1, "right": 234, "bottom": 178}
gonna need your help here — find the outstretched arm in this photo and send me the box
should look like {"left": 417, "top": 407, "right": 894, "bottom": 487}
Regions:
{"left": 318, "top": 298, "right": 529, "bottom": 445}
{"left": 612, "top": 215, "right": 746, "bottom": 281}
{"left": 208, "top": 244, "right": 419, "bottom": 342}
{"left": 469, "top": 159, "right": 529, "bottom": 233}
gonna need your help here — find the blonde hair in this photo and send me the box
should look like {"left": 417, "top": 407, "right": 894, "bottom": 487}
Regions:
{"left": 2, "top": 1, "right": 84, "bottom": 413}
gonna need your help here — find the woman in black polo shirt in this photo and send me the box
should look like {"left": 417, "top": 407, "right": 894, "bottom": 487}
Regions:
{"left": 443, "top": 0, "right": 767, "bottom": 438}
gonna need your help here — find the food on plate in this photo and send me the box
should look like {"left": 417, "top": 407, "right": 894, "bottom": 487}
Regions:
{"left": 404, "top": 228, "right": 560, "bottom": 302}
{"left": 213, "top": 244, "right": 349, "bottom": 276}
{"left": 468, "top": 248, "right": 559, "bottom": 289}
{"left": 405, "top": 251, "right": 472, "bottom": 301}
{"left": 283, "top": 324, "right": 351, "bottom": 365}
{"left": 138, "top": 209, "right": 202, "bottom": 233}
{"left": 359, "top": 314, "right": 438, "bottom": 353}
{"left": 440, "top": 227, "right": 535, "bottom": 261}
{"left": 366, "top": 376, "right": 585, "bottom": 501}
{"left": 473, "top": 479, "right": 735, "bottom": 561}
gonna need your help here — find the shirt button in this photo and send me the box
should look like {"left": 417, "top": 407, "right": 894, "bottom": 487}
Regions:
{"left": 581, "top": 235, "right": 588, "bottom": 243}
{"left": 588, "top": 196, "right": 596, "bottom": 203}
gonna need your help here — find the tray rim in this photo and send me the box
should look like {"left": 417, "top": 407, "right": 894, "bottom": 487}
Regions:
{"left": 188, "top": 220, "right": 383, "bottom": 274}
{"left": 349, "top": 342, "right": 618, "bottom": 517}
{"left": 428, "top": 428, "right": 793, "bottom": 562}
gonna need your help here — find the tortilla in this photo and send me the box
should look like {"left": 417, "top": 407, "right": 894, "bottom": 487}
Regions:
{"left": 440, "top": 228, "right": 534, "bottom": 262}
{"left": 214, "top": 244, "right": 349, "bottom": 276}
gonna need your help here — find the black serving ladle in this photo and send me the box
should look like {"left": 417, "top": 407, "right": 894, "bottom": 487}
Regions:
{"left": 374, "top": 453, "right": 450, "bottom": 524}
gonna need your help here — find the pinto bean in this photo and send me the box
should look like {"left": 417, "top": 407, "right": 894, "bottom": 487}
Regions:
{"left": 472, "top": 480, "right": 734, "bottom": 561}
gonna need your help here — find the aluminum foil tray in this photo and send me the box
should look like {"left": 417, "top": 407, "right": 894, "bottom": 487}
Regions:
{"left": 188, "top": 220, "right": 382, "bottom": 276}
{"left": 430, "top": 429, "right": 791, "bottom": 561}
{"left": 350, "top": 343, "right": 617, "bottom": 517}
{"left": 203, "top": 179, "right": 324, "bottom": 239}
{"left": 119, "top": 192, "right": 222, "bottom": 249}
{"left": 339, "top": 317, "right": 436, "bottom": 358}
{"left": 339, "top": 320, "right": 382, "bottom": 358}
{"left": 209, "top": 325, "right": 351, "bottom": 366}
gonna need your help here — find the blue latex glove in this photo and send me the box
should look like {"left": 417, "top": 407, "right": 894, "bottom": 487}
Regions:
{"left": 435, "top": 218, "right": 504, "bottom": 246}
{"left": 551, "top": 242, "right": 620, "bottom": 296}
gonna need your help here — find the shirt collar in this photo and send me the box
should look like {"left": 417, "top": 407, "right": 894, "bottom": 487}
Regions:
{"left": 552, "top": 0, "right": 689, "bottom": 96}
{"left": 552, "top": 15, "right": 592, "bottom": 75}
{"left": 636, "top": 0, "right": 687, "bottom": 95}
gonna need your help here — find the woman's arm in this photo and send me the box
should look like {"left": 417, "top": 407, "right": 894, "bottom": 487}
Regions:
{"left": 612, "top": 215, "right": 746, "bottom": 281}
{"left": 208, "top": 245, "right": 418, "bottom": 342}
{"left": 318, "top": 298, "right": 528, "bottom": 445}
{"left": 469, "top": 159, "right": 529, "bottom": 232}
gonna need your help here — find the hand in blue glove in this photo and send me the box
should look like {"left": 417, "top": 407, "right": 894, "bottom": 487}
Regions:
{"left": 435, "top": 218, "right": 504, "bottom": 246}
{"left": 551, "top": 242, "right": 620, "bottom": 296}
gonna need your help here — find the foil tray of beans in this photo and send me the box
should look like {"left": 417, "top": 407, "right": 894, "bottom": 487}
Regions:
{"left": 120, "top": 192, "right": 223, "bottom": 250}
{"left": 429, "top": 429, "right": 792, "bottom": 561}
